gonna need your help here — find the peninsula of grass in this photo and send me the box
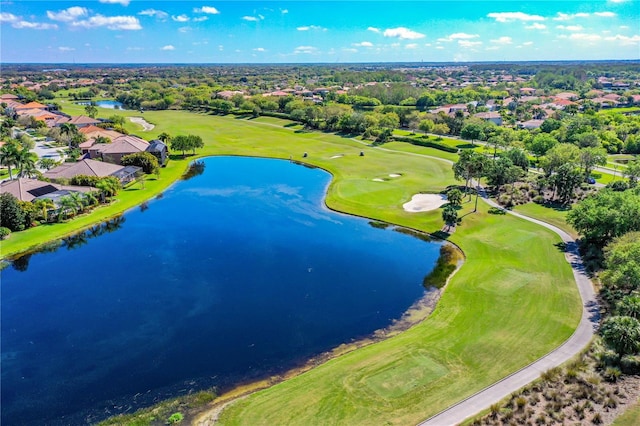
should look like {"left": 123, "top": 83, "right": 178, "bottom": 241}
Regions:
{"left": 5, "top": 108, "right": 582, "bottom": 426}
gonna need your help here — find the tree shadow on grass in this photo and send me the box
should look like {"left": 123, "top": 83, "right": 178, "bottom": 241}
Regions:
{"left": 456, "top": 143, "right": 477, "bottom": 149}
{"left": 431, "top": 230, "right": 450, "bottom": 240}
{"left": 284, "top": 122, "right": 300, "bottom": 128}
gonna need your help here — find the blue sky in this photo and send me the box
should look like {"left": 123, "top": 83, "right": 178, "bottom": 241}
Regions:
{"left": 1, "top": 1, "right": 638, "bottom": 63}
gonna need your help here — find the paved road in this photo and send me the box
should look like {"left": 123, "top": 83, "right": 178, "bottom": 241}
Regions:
{"left": 418, "top": 190, "right": 599, "bottom": 426}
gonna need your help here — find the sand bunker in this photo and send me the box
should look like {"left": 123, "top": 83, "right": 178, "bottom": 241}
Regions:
{"left": 389, "top": 173, "right": 401, "bottom": 178}
{"left": 330, "top": 155, "right": 344, "bottom": 159}
{"left": 372, "top": 178, "right": 385, "bottom": 182}
{"left": 403, "top": 194, "right": 448, "bottom": 212}
{"left": 129, "top": 117, "right": 155, "bottom": 131}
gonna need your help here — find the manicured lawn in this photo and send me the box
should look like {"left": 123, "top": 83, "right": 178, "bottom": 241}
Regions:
{"left": 8, "top": 109, "right": 582, "bottom": 426}
{"left": 613, "top": 398, "right": 640, "bottom": 426}
{"left": 512, "top": 202, "right": 577, "bottom": 238}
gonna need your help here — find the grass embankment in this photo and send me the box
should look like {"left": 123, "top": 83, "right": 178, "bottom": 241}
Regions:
{"left": 512, "top": 203, "right": 577, "bottom": 238}
{"left": 613, "top": 398, "right": 640, "bottom": 426}
{"left": 8, "top": 106, "right": 582, "bottom": 426}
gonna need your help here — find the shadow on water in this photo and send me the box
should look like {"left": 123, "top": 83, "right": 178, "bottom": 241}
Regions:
{"left": 8, "top": 216, "right": 125, "bottom": 273}
{"left": 182, "top": 160, "right": 206, "bottom": 181}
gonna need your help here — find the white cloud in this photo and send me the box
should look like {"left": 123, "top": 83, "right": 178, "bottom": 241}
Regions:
{"left": 608, "top": 0, "right": 629, "bottom": 2}
{"left": 343, "top": 48, "right": 358, "bottom": 53}
{"left": 353, "top": 41, "right": 373, "bottom": 47}
{"left": 281, "top": 9, "right": 288, "bottom": 14}
{"left": 405, "top": 43, "right": 418, "bottom": 49}
{"left": 12, "top": 21, "right": 58, "bottom": 30}
{"left": 557, "top": 25, "right": 584, "bottom": 31}
{"left": 172, "top": 15, "right": 190, "bottom": 22}
{"left": 525, "top": 23, "right": 546, "bottom": 30}
{"left": 71, "top": 15, "right": 142, "bottom": 30}
{"left": 383, "top": 27, "right": 425, "bottom": 40}
{"left": 436, "top": 46, "right": 445, "bottom": 50}
{"left": 0, "top": 12, "right": 18, "bottom": 22}
{"left": 487, "top": 12, "right": 545, "bottom": 22}
{"left": 297, "top": 25, "right": 326, "bottom": 31}
{"left": 522, "top": 41, "right": 534, "bottom": 46}
{"left": 570, "top": 33, "right": 602, "bottom": 41}
{"left": 58, "top": 46, "right": 75, "bottom": 51}
{"left": 161, "top": 45, "right": 175, "bottom": 50}
{"left": 438, "top": 32, "right": 479, "bottom": 42}
{"left": 491, "top": 36, "right": 513, "bottom": 45}
{"left": 595, "top": 11, "right": 616, "bottom": 17}
{"left": 459, "top": 40, "right": 482, "bottom": 48}
{"left": 194, "top": 6, "right": 220, "bottom": 15}
{"left": 193, "top": 16, "right": 208, "bottom": 22}
{"left": 553, "top": 12, "right": 590, "bottom": 21}
{"left": 179, "top": 26, "right": 192, "bottom": 33}
{"left": 604, "top": 34, "right": 640, "bottom": 45}
{"left": 47, "top": 7, "right": 88, "bottom": 22}
{"left": 486, "top": 46, "right": 500, "bottom": 51}
{"left": 126, "top": 46, "right": 144, "bottom": 51}
{"left": 138, "top": 9, "right": 168, "bottom": 20}
{"left": 253, "top": 47, "right": 266, "bottom": 52}
{"left": 99, "top": 0, "right": 130, "bottom": 5}
{"left": 367, "top": 26, "right": 381, "bottom": 33}
{"left": 243, "top": 16, "right": 264, "bottom": 22}
{"left": 294, "top": 45, "right": 317, "bottom": 54}
{"left": 620, "top": 25, "right": 629, "bottom": 29}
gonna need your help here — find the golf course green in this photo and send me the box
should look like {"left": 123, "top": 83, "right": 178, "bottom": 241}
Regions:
{"left": 3, "top": 105, "right": 582, "bottom": 425}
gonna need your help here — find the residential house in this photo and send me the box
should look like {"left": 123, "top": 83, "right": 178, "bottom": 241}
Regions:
{"left": 68, "top": 115, "right": 101, "bottom": 128}
{"left": 87, "top": 135, "right": 149, "bottom": 164}
{"left": 473, "top": 112, "right": 503, "bottom": 126}
{"left": 0, "top": 177, "right": 93, "bottom": 202}
{"left": 43, "top": 159, "right": 141, "bottom": 185}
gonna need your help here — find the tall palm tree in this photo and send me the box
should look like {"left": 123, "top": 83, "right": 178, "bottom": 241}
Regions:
{"left": 16, "top": 148, "right": 38, "bottom": 178}
{"left": 68, "top": 191, "right": 85, "bottom": 214}
{"left": 0, "top": 140, "right": 22, "bottom": 180}
{"left": 157, "top": 132, "right": 172, "bottom": 144}
{"left": 82, "top": 191, "right": 99, "bottom": 210}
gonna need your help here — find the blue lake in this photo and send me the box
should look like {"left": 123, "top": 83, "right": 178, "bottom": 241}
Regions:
{"left": 1, "top": 157, "right": 443, "bottom": 425}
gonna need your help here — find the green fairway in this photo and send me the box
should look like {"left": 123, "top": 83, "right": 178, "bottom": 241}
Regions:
{"left": 5, "top": 107, "right": 582, "bottom": 426}
{"left": 512, "top": 202, "right": 577, "bottom": 238}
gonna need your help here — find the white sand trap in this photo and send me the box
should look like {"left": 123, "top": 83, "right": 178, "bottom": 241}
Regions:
{"left": 372, "top": 178, "right": 385, "bottom": 182}
{"left": 330, "top": 155, "right": 343, "bottom": 159}
{"left": 389, "top": 173, "right": 401, "bottom": 178}
{"left": 403, "top": 194, "right": 448, "bottom": 212}
{"left": 129, "top": 117, "right": 155, "bottom": 131}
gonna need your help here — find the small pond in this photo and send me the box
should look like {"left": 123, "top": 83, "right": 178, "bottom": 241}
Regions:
{"left": 1, "top": 157, "right": 443, "bottom": 425}
{"left": 76, "top": 100, "right": 126, "bottom": 109}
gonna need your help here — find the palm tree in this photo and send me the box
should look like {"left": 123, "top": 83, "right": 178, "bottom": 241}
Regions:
{"left": 33, "top": 198, "right": 55, "bottom": 222}
{"left": 157, "top": 132, "right": 172, "bottom": 144}
{"left": 442, "top": 204, "right": 458, "bottom": 232}
{"left": 68, "top": 191, "right": 85, "bottom": 214}
{"left": 16, "top": 148, "right": 38, "bottom": 178}
{"left": 58, "top": 195, "right": 78, "bottom": 220}
{"left": 94, "top": 135, "right": 110, "bottom": 145}
{"left": 0, "top": 141, "right": 20, "bottom": 180}
{"left": 82, "top": 191, "right": 99, "bottom": 210}
{"left": 601, "top": 315, "right": 640, "bottom": 356}
{"left": 60, "top": 123, "right": 79, "bottom": 148}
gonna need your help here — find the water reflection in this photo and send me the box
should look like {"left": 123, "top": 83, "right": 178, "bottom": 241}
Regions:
{"left": 182, "top": 160, "right": 206, "bottom": 180}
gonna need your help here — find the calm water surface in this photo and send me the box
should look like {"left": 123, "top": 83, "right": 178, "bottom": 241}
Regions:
{"left": 76, "top": 100, "right": 126, "bottom": 109}
{"left": 1, "top": 157, "right": 442, "bottom": 425}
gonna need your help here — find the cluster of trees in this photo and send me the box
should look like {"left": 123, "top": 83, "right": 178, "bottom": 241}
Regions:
{"left": 568, "top": 187, "right": 640, "bottom": 375}
{"left": 169, "top": 134, "right": 204, "bottom": 158}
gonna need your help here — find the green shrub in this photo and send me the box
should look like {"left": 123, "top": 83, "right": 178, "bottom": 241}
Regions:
{"left": 620, "top": 355, "right": 640, "bottom": 374}
{"left": 0, "top": 227, "right": 10, "bottom": 239}
{"left": 167, "top": 412, "right": 183, "bottom": 424}
{"left": 390, "top": 135, "right": 458, "bottom": 153}
{"left": 602, "top": 366, "right": 621, "bottom": 382}
{"left": 533, "top": 195, "right": 546, "bottom": 204}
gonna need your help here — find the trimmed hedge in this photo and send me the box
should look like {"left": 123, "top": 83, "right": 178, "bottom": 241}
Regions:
{"left": 391, "top": 135, "right": 459, "bottom": 153}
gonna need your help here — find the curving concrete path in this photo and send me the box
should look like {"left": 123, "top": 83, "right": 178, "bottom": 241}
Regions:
{"left": 418, "top": 189, "right": 600, "bottom": 426}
